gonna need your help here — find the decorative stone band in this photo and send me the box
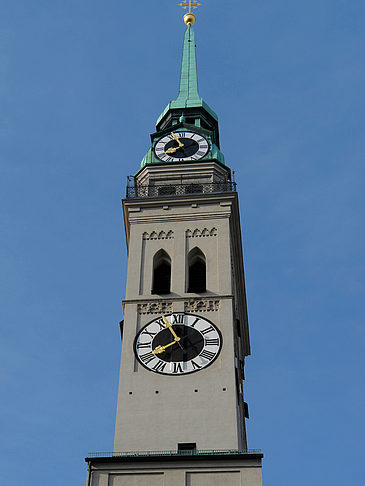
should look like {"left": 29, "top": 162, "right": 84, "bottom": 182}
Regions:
{"left": 138, "top": 302, "right": 173, "bottom": 315}
{"left": 143, "top": 230, "right": 174, "bottom": 240}
{"left": 186, "top": 227, "right": 217, "bottom": 238}
{"left": 137, "top": 299, "right": 221, "bottom": 314}
{"left": 185, "top": 299, "right": 221, "bottom": 312}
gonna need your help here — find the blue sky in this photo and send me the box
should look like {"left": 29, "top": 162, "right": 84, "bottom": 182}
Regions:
{"left": 1, "top": 1, "right": 364, "bottom": 484}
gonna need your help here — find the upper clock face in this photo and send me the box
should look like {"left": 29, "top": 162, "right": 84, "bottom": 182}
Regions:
{"left": 154, "top": 131, "right": 209, "bottom": 162}
{"left": 134, "top": 313, "right": 222, "bottom": 376}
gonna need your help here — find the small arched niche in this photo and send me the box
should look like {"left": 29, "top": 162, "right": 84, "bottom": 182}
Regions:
{"left": 187, "top": 247, "right": 206, "bottom": 293}
{"left": 152, "top": 249, "right": 171, "bottom": 294}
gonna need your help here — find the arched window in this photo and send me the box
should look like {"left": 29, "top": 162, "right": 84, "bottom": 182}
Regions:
{"left": 152, "top": 250, "right": 171, "bottom": 294}
{"left": 188, "top": 248, "right": 206, "bottom": 293}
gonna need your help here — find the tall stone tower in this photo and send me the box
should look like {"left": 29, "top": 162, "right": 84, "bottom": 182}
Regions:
{"left": 86, "top": 9, "right": 263, "bottom": 486}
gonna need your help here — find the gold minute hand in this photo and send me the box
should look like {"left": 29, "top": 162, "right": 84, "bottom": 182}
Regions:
{"left": 162, "top": 315, "right": 180, "bottom": 341}
{"left": 171, "top": 132, "right": 184, "bottom": 147}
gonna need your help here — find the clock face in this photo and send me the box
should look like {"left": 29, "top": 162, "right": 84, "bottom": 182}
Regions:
{"left": 134, "top": 313, "right": 222, "bottom": 376}
{"left": 154, "top": 131, "right": 209, "bottom": 162}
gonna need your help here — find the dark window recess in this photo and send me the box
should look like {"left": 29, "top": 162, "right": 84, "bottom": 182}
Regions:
{"left": 240, "top": 360, "right": 245, "bottom": 380}
{"left": 158, "top": 185, "right": 176, "bottom": 196}
{"left": 119, "top": 320, "right": 124, "bottom": 340}
{"left": 185, "top": 183, "right": 203, "bottom": 194}
{"left": 201, "top": 119, "right": 211, "bottom": 130}
{"left": 244, "top": 401, "right": 249, "bottom": 419}
{"left": 188, "top": 248, "right": 206, "bottom": 293}
{"left": 152, "top": 250, "right": 171, "bottom": 294}
{"left": 178, "top": 443, "right": 197, "bottom": 454}
{"left": 185, "top": 117, "right": 195, "bottom": 125}
{"left": 236, "top": 319, "right": 241, "bottom": 338}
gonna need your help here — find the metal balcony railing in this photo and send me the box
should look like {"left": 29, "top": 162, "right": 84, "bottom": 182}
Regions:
{"left": 87, "top": 448, "right": 262, "bottom": 459}
{"left": 125, "top": 181, "right": 237, "bottom": 199}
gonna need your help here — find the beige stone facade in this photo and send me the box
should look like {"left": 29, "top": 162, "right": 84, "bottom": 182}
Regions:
{"left": 86, "top": 162, "right": 263, "bottom": 485}
{"left": 113, "top": 162, "right": 250, "bottom": 453}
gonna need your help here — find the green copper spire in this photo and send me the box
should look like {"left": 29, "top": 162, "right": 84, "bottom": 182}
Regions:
{"left": 140, "top": 20, "right": 226, "bottom": 170}
{"left": 156, "top": 26, "right": 217, "bottom": 125}
{"left": 175, "top": 26, "right": 200, "bottom": 104}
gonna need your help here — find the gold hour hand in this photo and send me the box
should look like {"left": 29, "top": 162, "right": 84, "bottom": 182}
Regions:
{"left": 152, "top": 344, "right": 166, "bottom": 355}
{"left": 165, "top": 146, "right": 179, "bottom": 154}
{"left": 152, "top": 340, "right": 179, "bottom": 355}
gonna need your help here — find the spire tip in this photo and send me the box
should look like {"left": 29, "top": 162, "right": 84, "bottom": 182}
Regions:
{"left": 179, "top": 1, "right": 201, "bottom": 25}
{"left": 183, "top": 12, "right": 196, "bottom": 26}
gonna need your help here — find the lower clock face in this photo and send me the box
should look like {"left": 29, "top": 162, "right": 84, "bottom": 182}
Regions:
{"left": 134, "top": 313, "right": 222, "bottom": 375}
{"left": 154, "top": 131, "right": 209, "bottom": 162}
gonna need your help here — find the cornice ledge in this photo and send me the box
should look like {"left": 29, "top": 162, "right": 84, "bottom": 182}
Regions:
{"left": 123, "top": 192, "right": 237, "bottom": 209}
{"left": 128, "top": 212, "right": 231, "bottom": 224}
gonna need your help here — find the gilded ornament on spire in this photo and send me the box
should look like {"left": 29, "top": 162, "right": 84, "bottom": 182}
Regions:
{"left": 179, "top": 0, "right": 202, "bottom": 26}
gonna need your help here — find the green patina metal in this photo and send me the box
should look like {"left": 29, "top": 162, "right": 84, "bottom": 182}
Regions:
{"left": 140, "top": 147, "right": 152, "bottom": 167}
{"left": 139, "top": 142, "right": 225, "bottom": 169}
{"left": 211, "top": 143, "right": 225, "bottom": 165}
{"left": 176, "top": 25, "right": 200, "bottom": 104}
{"left": 156, "top": 26, "right": 218, "bottom": 125}
{"left": 139, "top": 26, "right": 224, "bottom": 169}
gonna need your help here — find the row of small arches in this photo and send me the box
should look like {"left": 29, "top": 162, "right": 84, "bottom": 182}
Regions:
{"left": 143, "top": 230, "right": 174, "bottom": 240}
{"left": 186, "top": 228, "right": 217, "bottom": 238}
{"left": 152, "top": 248, "right": 206, "bottom": 294}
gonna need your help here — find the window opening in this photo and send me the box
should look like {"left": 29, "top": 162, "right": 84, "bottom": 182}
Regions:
{"left": 178, "top": 443, "right": 197, "bottom": 454}
{"left": 152, "top": 250, "right": 171, "bottom": 294}
{"left": 244, "top": 402, "right": 249, "bottom": 419}
{"left": 188, "top": 248, "right": 206, "bottom": 293}
{"left": 236, "top": 319, "right": 242, "bottom": 338}
{"left": 201, "top": 119, "right": 211, "bottom": 130}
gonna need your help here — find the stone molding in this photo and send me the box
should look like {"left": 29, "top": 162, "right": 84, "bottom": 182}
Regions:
{"left": 184, "top": 299, "right": 221, "bottom": 312}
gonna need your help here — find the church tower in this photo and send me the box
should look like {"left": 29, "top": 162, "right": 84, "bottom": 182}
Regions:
{"left": 86, "top": 5, "right": 263, "bottom": 486}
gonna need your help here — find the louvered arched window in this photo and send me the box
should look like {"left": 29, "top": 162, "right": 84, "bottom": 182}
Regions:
{"left": 152, "top": 250, "right": 171, "bottom": 294}
{"left": 188, "top": 248, "right": 206, "bottom": 293}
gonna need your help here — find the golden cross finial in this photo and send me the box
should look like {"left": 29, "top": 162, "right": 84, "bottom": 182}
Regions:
{"left": 179, "top": 0, "right": 202, "bottom": 26}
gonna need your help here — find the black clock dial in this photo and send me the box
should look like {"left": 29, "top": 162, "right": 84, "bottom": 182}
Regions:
{"left": 154, "top": 131, "right": 209, "bottom": 162}
{"left": 164, "top": 138, "right": 199, "bottom": 159}
{"left": 151, "top": 325, "right": 204, "bottom": 362}
{"left": 134, "top": 313, "right": 222, "bottom": 376}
